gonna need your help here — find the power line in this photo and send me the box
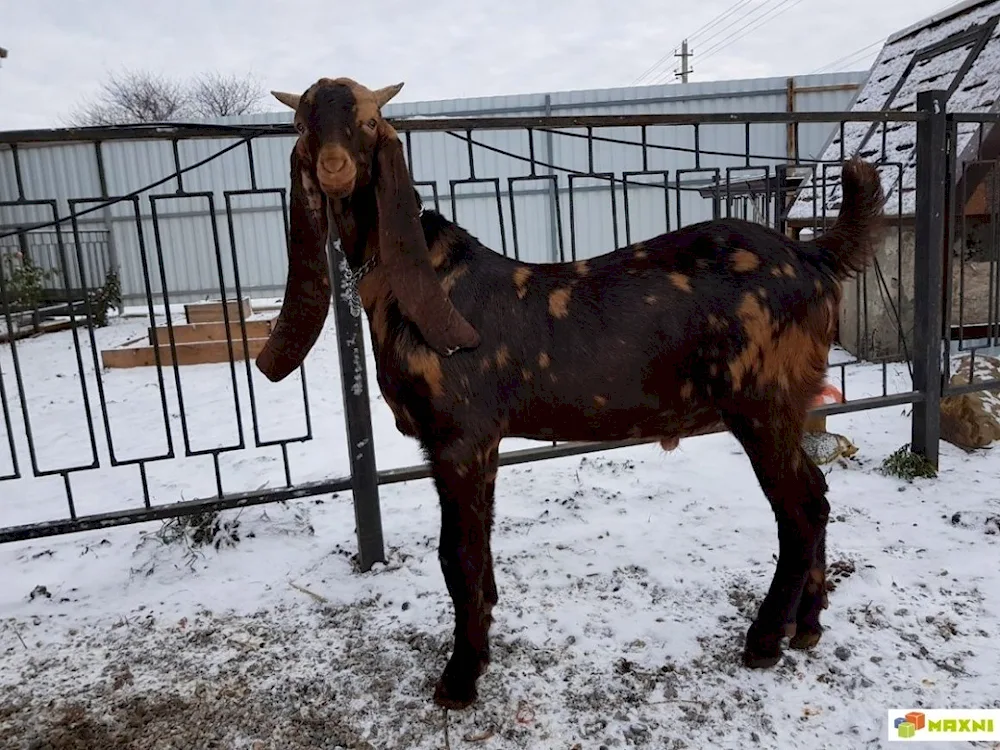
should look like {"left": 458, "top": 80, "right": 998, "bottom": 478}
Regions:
{"left": 631, "top": 0, "right": 755, "bottom": 85}
{"left": 694, "top": 0, "right": 809, "bottom": 70}
{"left": 809, "top": 0, "right": 956, "bottom": 75}
{"left": 687, "top": 0, "right": 757, "bottom": 43}
{"left": 809, "top": 38, "right": 886, "bottom": 75}
{"left": 633, "top": 42, "right": 685, "bottom": 87}
{"left": 649, "top": 0, "right": 795, "bottom": 85}
{"left": 698, "top": 0, "right": 806, "bottom": 63}
{"left": 680, "top": 0, "right": 785, "bottom": 62}
{"left": 632, "top": 2, "right": 748, "bottom": 84}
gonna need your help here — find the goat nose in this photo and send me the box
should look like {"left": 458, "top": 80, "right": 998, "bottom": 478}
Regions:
{"left": 319, "top": 152, "right": 348, "bottom": 175}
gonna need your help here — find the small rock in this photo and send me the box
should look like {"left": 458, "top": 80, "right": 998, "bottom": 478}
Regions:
{"left": 625, "top": 724, "right": 651, "bottom": 743}
{"left": 834, "top": 646, "right": 851, "bottom": 661}
{"left": 401, "top": 602, "right": 410, "bottom": 611}
{"left": 29, "top": 585, "right": 50, "bottom": 601}
{"left": 870, "top": 655, "right": 883, "bottom": 663}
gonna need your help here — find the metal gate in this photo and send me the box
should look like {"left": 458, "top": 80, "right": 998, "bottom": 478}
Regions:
{"left": 1, "top": 92, "right": 998, "bottom": 570}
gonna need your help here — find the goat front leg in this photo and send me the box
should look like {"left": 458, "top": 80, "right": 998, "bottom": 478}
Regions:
{"left": 430, "top": 438, "right": 499, "bottom": 710}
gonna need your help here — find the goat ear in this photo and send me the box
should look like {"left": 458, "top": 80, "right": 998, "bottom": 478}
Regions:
{"left": 272, "top": 90, "right": 301, "bottom": 110}
{"left": 373, "top": 82, "right": 404, "bottom": 109}
{"left": 255, "top": 143, "right": 332, "bottom": 382}
{"left": 374, "top": 133, "right": 480, "bottom": 356}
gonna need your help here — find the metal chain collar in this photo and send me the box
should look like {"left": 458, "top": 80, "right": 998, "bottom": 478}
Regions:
{"left": 341, "top": 253, "right": 378, "bottom": 318}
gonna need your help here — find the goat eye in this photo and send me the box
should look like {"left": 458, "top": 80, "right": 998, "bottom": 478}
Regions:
{"left": 295, "top": 122, "right": 305, "bottom": 134}
{"left": 367, "top": 118, "right": 377, "bottom": 129}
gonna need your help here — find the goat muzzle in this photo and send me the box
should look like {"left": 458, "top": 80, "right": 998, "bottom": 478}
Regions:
{"left": 317, "top": 147, "right": 357, "bottom": 198}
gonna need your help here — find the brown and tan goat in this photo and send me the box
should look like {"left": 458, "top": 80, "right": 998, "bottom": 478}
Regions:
{"left": 258, "top": 77, "right": 885, "bottom": 709}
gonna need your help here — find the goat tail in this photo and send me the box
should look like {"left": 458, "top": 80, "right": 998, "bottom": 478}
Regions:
{"left": 809, "top": 157, "right": 886, "bottom": 281}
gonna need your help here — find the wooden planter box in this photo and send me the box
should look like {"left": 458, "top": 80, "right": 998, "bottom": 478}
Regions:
{"left": 101, "top": 298, "right": 276, "bottom": 369}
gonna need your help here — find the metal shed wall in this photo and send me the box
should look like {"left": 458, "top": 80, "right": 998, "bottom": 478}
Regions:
{"left": 0, "top": 72, "right": 866, "bottom": 305}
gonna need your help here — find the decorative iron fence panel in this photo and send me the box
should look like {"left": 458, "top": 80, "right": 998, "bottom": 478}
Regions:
{"left": 0, "top": 100, "right": 994, "bottom": 568}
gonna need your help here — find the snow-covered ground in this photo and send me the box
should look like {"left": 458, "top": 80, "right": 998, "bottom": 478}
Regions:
{"left": 1, "top": 308, "right": 999, "bottom": 749}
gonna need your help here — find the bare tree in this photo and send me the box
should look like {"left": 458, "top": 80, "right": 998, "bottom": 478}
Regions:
{"left": 67, "top": 69, "right": 266, "bottom": 126}
{"left": 68, "top": 70, "right": 190, "bottom": 126}
{"left": 188, "top": 71, "right": 266, "bottom": 118}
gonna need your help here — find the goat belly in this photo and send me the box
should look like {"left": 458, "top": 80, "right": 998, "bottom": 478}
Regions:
{"left": 506, "top": 391, "right": 706, "bottom": 445}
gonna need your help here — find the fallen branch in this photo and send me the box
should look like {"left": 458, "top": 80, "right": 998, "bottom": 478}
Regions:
{"left": 288, "top": 581, "right": 328, "bottom": 603}
{"left": 4, "top": 621, "right": 28, "bottom": 650}
{"left": 463, "top": 727, "right": 497, "bottom": 743}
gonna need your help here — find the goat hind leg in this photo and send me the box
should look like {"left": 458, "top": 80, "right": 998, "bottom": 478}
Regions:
{"left": 430, "top": 440, "right": 498, "bottom": 710}
{"left": 789, "top": 458, "right": 830, "bottom": 650}
{"left": 724, "top": 411, "right": 828, "bottom": 668}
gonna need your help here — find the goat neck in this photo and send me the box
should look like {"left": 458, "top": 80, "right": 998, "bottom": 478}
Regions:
{"left": 328, "top": 185, "right": 380, "bottom": 280}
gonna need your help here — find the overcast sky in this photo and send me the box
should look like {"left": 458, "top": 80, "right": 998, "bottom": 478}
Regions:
{"left": 1, "top": 0, "right": 954, "bottom": 131}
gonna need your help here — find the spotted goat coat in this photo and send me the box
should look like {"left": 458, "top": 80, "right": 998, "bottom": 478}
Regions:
{"left": 256, "top": 77, "right": 886, "bottom": 710}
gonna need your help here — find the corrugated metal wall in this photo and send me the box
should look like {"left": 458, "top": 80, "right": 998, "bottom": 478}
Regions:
{"left": 0, "top": 72, "right": 866, "bottom": 305}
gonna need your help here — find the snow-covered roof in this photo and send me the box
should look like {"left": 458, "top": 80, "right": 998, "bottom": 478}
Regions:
{"left": 788, "top": 0, "right": 1000, "bottom": 222}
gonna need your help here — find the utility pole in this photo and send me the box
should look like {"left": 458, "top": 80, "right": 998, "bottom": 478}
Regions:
{"left": 675, "top": 39, "right": 692, "bottom": 83}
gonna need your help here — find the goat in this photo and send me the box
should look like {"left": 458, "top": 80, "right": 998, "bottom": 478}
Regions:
{"left": 257, "top": 77, "right": 885, "bottom": 710}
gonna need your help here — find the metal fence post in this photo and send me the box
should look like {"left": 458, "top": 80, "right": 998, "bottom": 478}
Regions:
{"left": 775, "top": 163, "right": 789, "bottom": 235}
{"left": 326, "top": 217, "right": 386, "bottom": 572}
{"left": 543, "top": 94, "right": 561, "bottom": 262}
{"left": 911, "top": 90, "right": 949, "bottom": 467}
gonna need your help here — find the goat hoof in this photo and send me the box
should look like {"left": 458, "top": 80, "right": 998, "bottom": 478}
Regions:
{"left": 742, "top": 650, "right": 783, "bottom": 669}
{"left": 789, "top": 628, "right": 823, "bottom": 650}
{"left": 742, "top": 627, "right": 783, "bottom": 669}
{"left": 433, "top": 675, "right": 477, "bottom": 710}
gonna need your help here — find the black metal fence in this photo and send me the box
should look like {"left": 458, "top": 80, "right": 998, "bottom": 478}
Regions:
{"left": 1, "top": 90, "right": 999, "bottom": 570}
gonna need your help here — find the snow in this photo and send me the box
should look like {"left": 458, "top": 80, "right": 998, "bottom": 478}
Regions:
{"left": 787, "top": 0, "right": 1000, "bottom": 222}
{"left": 1, "top": 309, "right": 1000, "bottom": 749}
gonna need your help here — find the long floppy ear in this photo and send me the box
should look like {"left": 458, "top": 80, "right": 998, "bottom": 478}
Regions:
{"left": 374, "top": 131, "right": 480, "bottom": 356}
{"left": 256, "top": 143, "right": 333, "bottom": 382}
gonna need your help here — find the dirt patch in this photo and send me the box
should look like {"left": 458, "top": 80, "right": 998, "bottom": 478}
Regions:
{"left": 8, "top": 689, "right": 374, "bottom": 750}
